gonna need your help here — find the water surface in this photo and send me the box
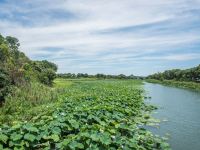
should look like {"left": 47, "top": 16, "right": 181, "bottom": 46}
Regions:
{"left": 144, "top": 82, "right": 200, "bottom": 150}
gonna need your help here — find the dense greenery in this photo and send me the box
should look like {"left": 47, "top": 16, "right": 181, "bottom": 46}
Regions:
{"left": 0, "top": 79, "right": 169, "bottom": 150}
{"left": 147, "top": 65, "right": 200, "bottom": 82}
{"left": 147, "top": 65, "right": 200, "bottom": 91}
{"left": 0, "top": 34, "right": 170, "bottom": 149}
{"left": 0, "top": 81, "right": 66, "bottom": 124}
{"left": 57, "top": 73, "right": 144, "bottom": 80}
{"left": 0, "top": 34, "right": 57, "bottom": 103}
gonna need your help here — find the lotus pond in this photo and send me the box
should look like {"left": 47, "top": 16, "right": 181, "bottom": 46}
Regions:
{"left": 0, "top": 79, "right": 169, "bottom": 149}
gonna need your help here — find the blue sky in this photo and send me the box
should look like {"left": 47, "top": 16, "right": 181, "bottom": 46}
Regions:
{"left": 0, "top": 0, "right": 200, "bottom": 75}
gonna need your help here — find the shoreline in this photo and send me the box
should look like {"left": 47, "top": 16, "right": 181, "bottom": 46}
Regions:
{"left": 146, "top": 79, "right": 200, "bottom": 92}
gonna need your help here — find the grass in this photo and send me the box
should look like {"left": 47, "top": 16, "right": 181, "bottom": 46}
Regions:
{"left": 0, "top": 79, "right": 169, "bottom": 149}
{"left": 146, "top": 79, "right": 200, "bottom": 91}
{"left": 0, "top": 79, "right": 73, "bottom": 124}
{"left": 53, "top": 78, "right": 73, "bottom": 88}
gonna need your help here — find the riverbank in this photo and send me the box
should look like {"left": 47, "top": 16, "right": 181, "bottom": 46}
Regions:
{"left": 146, "top": 79, "right": 200, "bottom": 91}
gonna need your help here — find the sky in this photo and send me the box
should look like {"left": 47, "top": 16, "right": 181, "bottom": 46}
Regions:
{"left": 0, "top": 0, "right": 200, "bottom": 76}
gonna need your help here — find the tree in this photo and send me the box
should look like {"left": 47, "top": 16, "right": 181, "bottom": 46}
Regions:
{"left": 40, "top": 60, "right": 58, "bottom": 72}
{"left": 0, "top": 34, "right": 58, "bottom": 102}
{"left": 6, "top": 36, "right": 20, "bottom": 51}
{"left": 148, "top": 64, "right": 200, "bottom": 83}
{"left": 31, "top": 61, "right": 57, "bottom": 85}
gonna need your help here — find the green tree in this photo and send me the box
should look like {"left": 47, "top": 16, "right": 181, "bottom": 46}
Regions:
{"left": 0, "top": 34, "right": 58, "bottom": 102}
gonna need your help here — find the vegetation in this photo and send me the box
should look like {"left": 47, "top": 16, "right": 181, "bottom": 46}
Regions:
{"left": 147, "top": 65, "right": 200, "bottom": 91}
{"left": 146, "top": 79, "right": 200, "bottom": 91}
{"left": 0, "top": 82, "right": 61, "bottom": 124}
{"left": 0, "top": 34, "right": 57, "bottom": 104}
{"left": 0, "top": 79, "right": 169, "bottom": 150}
{"left": 57, "top": 73, "right": 144, "bottom": 80}
{"left": 0, "top": 34, "right": 169, "bottom": 149}
{"left": 147, "top": 65, "right": 200, "bottom": 82}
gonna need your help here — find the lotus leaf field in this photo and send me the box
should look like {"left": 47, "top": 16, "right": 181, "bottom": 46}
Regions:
{"left": 0, "top": 79, "right": 169, "bottom": 150}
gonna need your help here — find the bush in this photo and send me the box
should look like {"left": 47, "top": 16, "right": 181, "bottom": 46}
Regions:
{"left": 0, "top": 82, "right": 59, "bottom": 123}
{"left": 0, "top": 69, "right": 11, "bottom": 102}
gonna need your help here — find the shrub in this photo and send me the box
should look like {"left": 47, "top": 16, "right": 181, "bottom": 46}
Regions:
{"left": 0, "top": 69, "right": 11, "bottom": 103}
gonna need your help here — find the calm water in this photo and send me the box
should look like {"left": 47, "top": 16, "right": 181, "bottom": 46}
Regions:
{"left": 144, "top": 82, "right": 200, "bottom": 150}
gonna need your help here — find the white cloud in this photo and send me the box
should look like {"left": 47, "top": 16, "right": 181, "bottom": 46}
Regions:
{"left": 139, "top": 53, "right": 200, "bottom": 61}
{"left": 0, "top": 0, "right": 200, "bottom": 75}
{"left": 165, "top": 54, "right": 200, "bottom": 61}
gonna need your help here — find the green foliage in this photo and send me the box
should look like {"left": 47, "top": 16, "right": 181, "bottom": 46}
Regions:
{"left": 148, "top": 65, "right": 200, "bottom": 83}
{"left": 0, "top": 69, "right": 11, "bottom": 102}
{"left": 0, "top": 33, "right": 170, "bottom": 149}
{"left": 29, "top": 61, "right": 57, "bottom": 85}
{"left": 57, "top": 73, "right": 144, "bottom": 80}
{"left": 5, "top": 36, "right": 20, "bottom": 51}
{"left": 38, "top": 68, "right": 57, "bottom": 85}
{"left": 40, "top": 60, "right": 58, "bottom": 72}
{"left": 0, "top": 79, "right": 169, "bottom": 149}
{"left": 0, "top": 82, "right": 61, "bottom": 124}
{"left": 0, "top": 43, "right": 9, "bottom": 62}
{"left": 147, "top": 64, "right": 200, "bottom": 91}
{"left": 0, "top": 79, "right": 73, "bottom": 124}
{"left": 0, "top": 34, "right": 57, "bottom": 102}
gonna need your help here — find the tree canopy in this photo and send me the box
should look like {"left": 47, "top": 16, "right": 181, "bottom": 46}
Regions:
{"left": 0, "top": 34, "right": 57, "bottom": 102}
{"left": 57, "top": 73, "right": 143, "bottom": 80}
{"left": 147, "top": 65, "right": 200, "bottom": 82}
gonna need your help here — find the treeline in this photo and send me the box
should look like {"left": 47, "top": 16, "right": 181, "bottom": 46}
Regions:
{"left": 147, "top": 65, "right": 200, "bottom": 82}
{"left": 0, "top": 34, "right": 57, "bottom": 103}
{"left": 57, "top": 73, "right": 144, "bottom": 79}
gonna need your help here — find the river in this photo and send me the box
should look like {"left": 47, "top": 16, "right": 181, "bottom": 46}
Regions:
{"left": 144, "top": 82, "right": 200, "bottom": 150}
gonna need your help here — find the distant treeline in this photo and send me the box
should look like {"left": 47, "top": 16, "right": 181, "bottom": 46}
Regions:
{"left": 147, "top": 65, "right": 200, "bottom": 82}
{"left": 57, "top": 73, "right": 144, "bottom": 80}
{"left": 0, "top": 34, "right": 57, "bottom": 102}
